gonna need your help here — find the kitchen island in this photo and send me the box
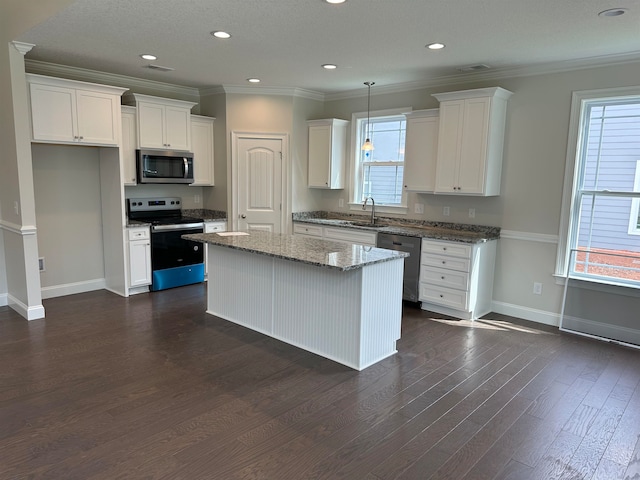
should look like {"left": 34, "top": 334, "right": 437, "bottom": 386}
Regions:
{"left": 183, "top": 230, "right": 408, "bottom": 370}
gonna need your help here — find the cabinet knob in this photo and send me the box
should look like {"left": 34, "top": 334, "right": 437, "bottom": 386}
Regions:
{"left": 442, "top": 261, "right": 446, "bottom": 264}
{"left": 441, "top": 276, "right": 445, "bottom": 280}
{"left": 440, "top": 294, "right": 444, "bottom": 298}
{"left": 241, "top": 214, "right": 246, "bottom": 219}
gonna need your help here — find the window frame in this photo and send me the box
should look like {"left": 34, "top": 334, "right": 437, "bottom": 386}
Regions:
{"left": 556, "top": 86, "right": 640, "bottom": 287}
{"left": 348, "top": 107, "right": 411, "bottom": 213}
{"left": 628, "top": 160, "right": 640, "bottom": 236}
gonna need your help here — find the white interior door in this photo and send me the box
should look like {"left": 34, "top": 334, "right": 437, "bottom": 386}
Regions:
{"left": 235, "top": 136, "right": 283, "bottom": 233}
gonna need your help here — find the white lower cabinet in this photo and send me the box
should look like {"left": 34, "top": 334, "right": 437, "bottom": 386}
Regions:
{"left": 293, "top": 223, "right": 376, "bottom": 246}
{"left": 419, "top": 238, "right": 497, "bottom": 320}
{"left": 205, "top": 221, "right": 227, "bottom": 276}
{"left": 127, "top": 227, "right": 151, "bottom": 292}
{"left": 293, "top": 223, "right": 324, "bottom": 238}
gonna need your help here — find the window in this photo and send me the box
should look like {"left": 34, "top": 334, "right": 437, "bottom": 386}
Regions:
{"left": 352, "top": 111, "right": 407, "bottom": 207}
{"left": 559, "top": 91, "right": 640, "bottom": 286}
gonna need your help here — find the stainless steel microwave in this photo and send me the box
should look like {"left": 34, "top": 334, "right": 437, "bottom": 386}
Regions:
{"left": 136, "top": 149, "right": 194, "bottom": 184}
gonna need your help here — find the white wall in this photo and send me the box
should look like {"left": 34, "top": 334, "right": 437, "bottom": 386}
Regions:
{"left": 321, "top": 61, "right": 640, "bottom": 325}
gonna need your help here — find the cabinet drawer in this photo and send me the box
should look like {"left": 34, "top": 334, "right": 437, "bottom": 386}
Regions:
{"left": 422, "top": 239, "right": 471, "bottom": 258}
{"left": 128, "top": 227, "right": 149, "bottom": 240}
{"left": 421, "top": 253, "right": 470, "bottom": 272}
{"left": 205, "top": 222, "right": 227, "bottom": 233}
{"left": 293, "top": 223, "right": 323, "bottom": 237}
{"left": 324, "top": 227, "right": 376, "bottom": 246}
{"left": 420, "top": 265, "right": 470, "bottom": 290}
{"left": 419, "top": 283, "right": 469, "bottom": 310}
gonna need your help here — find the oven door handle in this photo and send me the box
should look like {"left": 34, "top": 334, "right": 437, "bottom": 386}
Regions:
{"left": 152, "top": 223, "right": 204, "bottom": 232}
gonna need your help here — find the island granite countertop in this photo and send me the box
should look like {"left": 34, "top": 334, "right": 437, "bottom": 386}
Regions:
{"left": 183, "top": 230, "right": 408, "bottom": 271}
{"left": 293, "top": 211, "right": 500, "bottom": 243}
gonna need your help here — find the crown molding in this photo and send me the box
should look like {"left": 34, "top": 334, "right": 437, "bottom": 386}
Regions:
{"left": 24, "top": 50, "right": 640, "bottom": 104}
{"left": 24, "top": 60, "right": 201, "bottom": 100}
{"left": 221, "top": 84, "right": 325, "bottom": 101}
{"left": 11, "top": 42, "right": 35, "bottom": 56}
{"left": 325, "top": 50, "right": 640, "bottom": 101}
{"left": 198, "top": 85, "right": 226, "bottom": 96}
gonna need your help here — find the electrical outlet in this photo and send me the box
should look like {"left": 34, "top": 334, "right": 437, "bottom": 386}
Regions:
{"left": 533, "top": 282, "right": 543, "bottom": 295}
{"left": 443, "top": 206, "right": 450, "bottom": 216}
{"left": 414, "top": 203, "right": 424, "bottom": 214}
{"left": 38, "top": 257, "right": 46, "bottom": 272}
{"left": 339, "top": 198, "right": 344, "bottom": 208}
{"left": 194, "top": 195, "right": 201, "bottom": 204}
{"left": 14, "top": 201, "right": 19, "bottom": 215}
{"left": 469, "top": 208, "right": 475, "bottom": 218}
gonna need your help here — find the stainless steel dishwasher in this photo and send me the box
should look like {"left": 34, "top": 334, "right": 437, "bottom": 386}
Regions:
{"left": 376, "top": 233, "right": 421, "bottom": 302}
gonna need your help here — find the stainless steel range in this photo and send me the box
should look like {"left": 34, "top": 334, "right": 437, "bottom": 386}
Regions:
{"left": 127, "top": 197, "right": 204, "bottom": 291}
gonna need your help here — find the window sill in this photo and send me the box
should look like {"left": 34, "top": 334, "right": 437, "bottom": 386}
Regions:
{"left": 348, "top": 203, "right": 408, "bottom": 215}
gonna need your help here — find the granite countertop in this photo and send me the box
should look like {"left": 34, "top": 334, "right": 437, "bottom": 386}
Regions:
{"left": 293, "top": 211, "right": 500, "bottom": 244}
{"left": 183, "top": 230, "right": 408, "bottom": 271}
{"left": 126, "top": 209, "right": 227, "bottom": 228}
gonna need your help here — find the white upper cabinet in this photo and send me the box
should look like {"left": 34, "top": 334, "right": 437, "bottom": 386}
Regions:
{"left": 126, "top": 93, "right": 196, "bottom": 151}
{"left": 27, "top": 74, "right": 126, "bottom": 146}
{"left": 190, "top": 115, "right": 215, "bottom": 186}
{"left": 403, "top": 109, "right": 439, "bottom": 193}
{"left": 120, "top": 106, "right": 137, "bottom": 185}
{"left": 432, "top": 87, "right": 512, "bottom": 196}
{"left": 308, "top": 118, "right": 349, "bottom": 189}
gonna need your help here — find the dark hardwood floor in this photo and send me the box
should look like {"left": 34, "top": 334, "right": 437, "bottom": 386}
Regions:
{"left": 1, "top": 285, "right": 639, "bottom": 479}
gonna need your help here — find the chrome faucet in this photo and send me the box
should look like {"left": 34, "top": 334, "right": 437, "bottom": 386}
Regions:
{"left": 362, "top": 196, "right": 376, "bottom": 225}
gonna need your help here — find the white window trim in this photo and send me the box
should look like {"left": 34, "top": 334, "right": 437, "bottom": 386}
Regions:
{"left": 556, "top": 85, "right": 640, "bottom": 280}
{"left": 348, "top": 106, "right": 412, "bottom": 214}
{"left": 628, "top": 160, "right": 640, "bottom": 236}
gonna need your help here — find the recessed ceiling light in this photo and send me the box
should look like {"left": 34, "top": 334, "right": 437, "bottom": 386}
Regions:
{"left": 598, "top": 8, "right": 628, "bottom": 17}
{"left": 322, "top": 64, "right": 338, "bottom": 70}
{"left": 247, "top": 78, "right": 261, "bottom": 83}
{"left": 211, "top": 31, "right": 231, "bottom": 39}
{"left": 426, "top": 43, "right": 445, "bottom": 50}
{"left": 140, "top": 54, "right": 157, "bottom": 60}
{"left": 325, "top": 0, "right": 346, "bottom": 4}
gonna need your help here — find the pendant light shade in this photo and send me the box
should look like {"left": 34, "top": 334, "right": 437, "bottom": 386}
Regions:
{"left": 361, "top": 81, "right": 375, "bottom": 151}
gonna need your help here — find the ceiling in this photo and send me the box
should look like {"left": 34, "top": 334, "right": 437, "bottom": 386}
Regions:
{"left": 14, "top": 0, "right": 640, "bottom": 95}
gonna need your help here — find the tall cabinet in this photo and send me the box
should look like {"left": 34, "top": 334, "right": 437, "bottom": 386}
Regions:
{"left": 432, "top": 87, "right": 512, "bottom": 196}
{"left": 190, "top": 115, "right": 215, "bottom": 186}
{"left": 307, "top": 118, "right": 349, "bottom": 189}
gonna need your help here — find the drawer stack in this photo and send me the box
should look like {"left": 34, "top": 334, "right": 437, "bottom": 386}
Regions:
{"left": 419, "top": 238, "right": 497, "bottom": 320}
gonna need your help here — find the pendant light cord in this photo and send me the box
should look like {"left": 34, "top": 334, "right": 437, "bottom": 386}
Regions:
{"left": 362, "top": 81, "right": 375, "bottom": 151}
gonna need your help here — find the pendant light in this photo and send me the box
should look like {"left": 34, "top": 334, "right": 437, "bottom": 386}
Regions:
{"left": 361, "top": 81, "right": 375, "bottom": 151}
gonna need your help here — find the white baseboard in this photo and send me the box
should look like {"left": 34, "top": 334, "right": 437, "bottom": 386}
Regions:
{"left": 0, "top": 293, "right": 7, "bottom": 307}
{"left": 561, "top": 315, "right": 640, "bottom": 347}
{"left": 7, "top": 294, "right": 45, "bottom": 320}
{"left": 491, "top": 300, "right": 560, "bottom": 327}
{"left": 41, "top": 278, "right": 106, "bottom": 299}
